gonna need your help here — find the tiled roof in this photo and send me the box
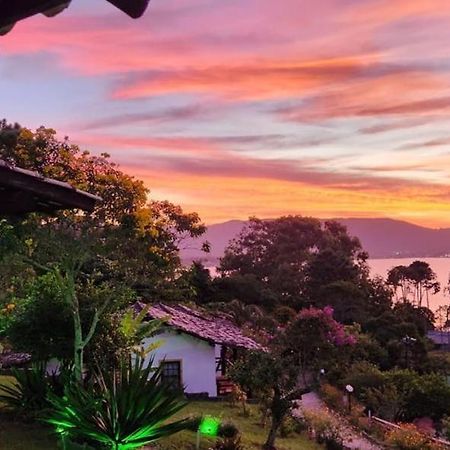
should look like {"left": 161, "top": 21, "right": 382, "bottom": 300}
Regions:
{"left": 137, "top": 302, "right": 263, "bottom": 351}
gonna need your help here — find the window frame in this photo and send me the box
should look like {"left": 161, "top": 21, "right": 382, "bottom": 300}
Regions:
{"left": 159, "top": 359, "right": 183, "bottom": 390}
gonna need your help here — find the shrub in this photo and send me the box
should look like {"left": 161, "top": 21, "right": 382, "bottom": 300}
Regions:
{"left": 320, "top": 383, "right": 344, "bottom": 412}
{"left": 385, "top": 424, "right": 444, "bottom": 450}
{"left": 303, "top": 410, "right": 343, "bottom": 449}
{"left": 0, "top": 362, "right": 49, "bottom": 416}
{"left": 342, "top": 361, "right": 384, "bottom": 400}
{"left": 211, "top": 434, "right": 244, "bottom": 450}
{"left": 219, "top": 422, "right": 240, "bottom": 439}
{"left": 365, "top": 384, "right": 405, "bottom": 421}
{"left": 227, "top": 385, "right": 248, "bottom": 416}
{"left": 278, "top": 415, "right": 304, "bottom": 438}
{"left": 44, "top": 357, "right": 190, "bottom": 450}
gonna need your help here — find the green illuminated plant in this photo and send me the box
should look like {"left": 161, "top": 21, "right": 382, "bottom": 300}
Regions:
{"left": 44, "top": 357, "right": 190, "bottom": 450}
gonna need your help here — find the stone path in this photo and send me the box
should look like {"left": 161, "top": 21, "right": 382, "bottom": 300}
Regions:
{"left": 295, "top": 392, "right": 383, "bottom": 450}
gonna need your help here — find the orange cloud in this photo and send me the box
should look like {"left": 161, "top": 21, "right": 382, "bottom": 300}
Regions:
{"left": 124, "top": 168, "right": 450, "bottom": 229}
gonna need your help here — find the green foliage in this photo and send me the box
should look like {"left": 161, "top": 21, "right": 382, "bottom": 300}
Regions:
{"left": 387, "top": 261, "right": 440, "bottom": 307}
{"left": 0, "top": 120, "right": 208, "bottom": 376}
{"left": 0, "top": 363, "right": 49, "bottom": 416}
{"left": 44, "top": 357, "right": 190, "bottom": 450}
{"left": 0, "top": 120, "right": 148, "bottom": 225}
{"left": 278, "top": 306, "right": 357, "bottom": 381}
{"left": 219, "top": 216, "right": 368, "bottom": 312}
{"left": 320, "top": 384, "right": 344, "bottom": 412}
{"left": 365, "top": 384, "right": 406, "bottom": 422}
{"left": 346, "top": 365, "right": 450, "bottom": 422}
{"left": 119, "top": 307, "right": 164, "bottom": 358}
{"left": 403, "top": 372, "right": 450, "bottom": 421}
{"left": 342, "top": 361, "right": 384, "bottom": 390}
{"left": 385, "top": 424, "right": 443, "bottom": 450}
{"left": 303, "top": 410, "right": 343, "bottom": 450}
{"left": 230, "top": 351, "right": 306, "bottom": 449}
{"left": 6, "top": 273, "right": 72, "bottom": 360}
{"left": 0, "top": 397, "right": 322, "bottom": 450}
{"left": 278, "top": 415, "right": 305, "bottom": 438}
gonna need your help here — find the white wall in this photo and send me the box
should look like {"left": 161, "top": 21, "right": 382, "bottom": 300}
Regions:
{"left": 141, "top": 329, "right": 218, "bottom": 397}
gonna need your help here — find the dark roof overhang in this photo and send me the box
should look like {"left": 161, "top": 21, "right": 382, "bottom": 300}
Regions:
{"left": 0, "top": 160, "right": 101, "bottom": 215}
{"left": 0, "top": 0, "right": 151, "bottom": 35}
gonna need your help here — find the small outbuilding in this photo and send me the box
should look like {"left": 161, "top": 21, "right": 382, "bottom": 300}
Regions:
{"left": 136, "top": 302, "right": 263, "bottom": 398}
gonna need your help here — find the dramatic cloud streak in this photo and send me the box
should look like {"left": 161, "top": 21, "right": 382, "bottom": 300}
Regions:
{"left": 1, "top": 0, "right": 450, "bottom": 227}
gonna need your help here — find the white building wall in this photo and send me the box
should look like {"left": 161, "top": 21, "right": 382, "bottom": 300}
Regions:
{"left": 141, "top": 329, "right": 218, "bottom": 397}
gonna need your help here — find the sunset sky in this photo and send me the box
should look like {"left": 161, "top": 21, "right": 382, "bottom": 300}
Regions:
{"left": 1, "top": 0, "right": 450, "bottom": 227}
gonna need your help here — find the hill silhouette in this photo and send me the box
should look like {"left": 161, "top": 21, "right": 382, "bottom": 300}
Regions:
{"left": 181, "top": 218, "right": 450, "bottom": 265}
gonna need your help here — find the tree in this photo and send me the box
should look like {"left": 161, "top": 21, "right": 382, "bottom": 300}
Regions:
{"left": 0, "top": 120, "right": 147, "bottom": 225}
{"left": 387, "top": 265, "right": 411, "bottom": 302}
{"left": 1, "top": 222, "right": 123, "bottom": 380}
{"left": 219, "top": 216, "right": 368, "bottom": 310}
{"left": 6, "top": 273, "right": 73, "bottom": 361}
{"left": 179, "top": 261, "right": 216, "bottom": 305}
{"left": 279, "top": 306, "right": 357, "bottom": 384}
{"left": 387, "top": 261, "right": 440, "bottom": 307}
{"left": 231, "top": 306, "right": 355, "bottom": 450}
{"left": 0, "top": 121, "right": 208, "bottom": 378}
{"left": 230, "top": 351, "right": 307, "bottom": 450}
{"left": 408, "top": 260, "right": 440, "bottom": 308}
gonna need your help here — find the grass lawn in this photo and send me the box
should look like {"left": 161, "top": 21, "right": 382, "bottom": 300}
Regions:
{"left": 0, "top": 376, "right": 321, "bottom": 450}
{"left": 156, "top": 402, "right": 322, "bottom": 450}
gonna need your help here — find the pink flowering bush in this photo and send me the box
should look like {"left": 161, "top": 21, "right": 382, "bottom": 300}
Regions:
{"left": 298, "top": 306, "right": 357, "bottom": 346}
{"left": 279, "top": 306, "right": 357, "bottom": 381}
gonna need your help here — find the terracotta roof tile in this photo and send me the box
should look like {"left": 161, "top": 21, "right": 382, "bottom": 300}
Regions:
{"left": 137, "top": 302, "right": 263, "bottom": 350}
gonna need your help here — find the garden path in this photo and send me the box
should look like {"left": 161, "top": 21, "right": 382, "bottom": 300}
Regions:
{"left": 295, "top": 392, "right": 383, "bottom": 450}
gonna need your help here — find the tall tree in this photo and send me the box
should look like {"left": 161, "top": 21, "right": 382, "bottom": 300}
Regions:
{"left": 219, "top": 216, "right": 368, "bottom": 311}
{"left": 408, "top": 260, "right": 440, "bottom": 308}
{"left": 387, "top": 261, "right": 440, "bottom": 307}
{"left": 0, "top": 121, "right": 207, "bottom": 377}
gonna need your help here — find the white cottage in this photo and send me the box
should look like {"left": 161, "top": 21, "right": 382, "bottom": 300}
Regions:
{"left": 136, "top": 303, "right": 263, "bottom": 398}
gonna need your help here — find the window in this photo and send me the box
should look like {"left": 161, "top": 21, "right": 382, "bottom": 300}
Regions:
{"left": 160, "top": 361, "right": 182, "bottom": 389}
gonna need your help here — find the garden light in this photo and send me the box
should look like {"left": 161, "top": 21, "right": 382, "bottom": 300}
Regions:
{"left": 196, "top": 416, "right": 221, "bottom": 450}
{"left": 198, "top": 416, "right": 221, "bottom": 437}
{"left": 345, "top": 384, "right": 354, "bottom": 414}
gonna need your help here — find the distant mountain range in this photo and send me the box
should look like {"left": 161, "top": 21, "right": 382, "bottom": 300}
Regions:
{"left": 180, "top": 218, "right": 450, "bottom": 265}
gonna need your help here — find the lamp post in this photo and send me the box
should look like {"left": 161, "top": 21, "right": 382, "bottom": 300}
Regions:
{"left": 345, "top": 384, "right": 354, "bottom": 414}
{"left": 318, "top": 368, "right": 325, "bottom": 383}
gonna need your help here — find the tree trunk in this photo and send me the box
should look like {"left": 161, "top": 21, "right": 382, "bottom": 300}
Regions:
{"left": 263, "top": 416, "right": 280, "bottom": 450}
{"left": 73, "top": 301, "right": 84, "bottom": 382}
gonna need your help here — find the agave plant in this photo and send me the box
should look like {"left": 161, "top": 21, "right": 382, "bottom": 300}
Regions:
{"left": 0, "top": 362, "right": 50, "bottom": 414}
{"left": 45, "top": 357, "right": 190, "bottom": 450}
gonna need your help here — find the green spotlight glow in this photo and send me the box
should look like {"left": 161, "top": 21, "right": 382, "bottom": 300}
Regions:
{"left": 198, "top": 416, "right": 220, "bottom": 437}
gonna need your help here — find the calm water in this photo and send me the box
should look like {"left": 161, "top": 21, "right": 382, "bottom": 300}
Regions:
{"left": 369, "top": 258, "right": 450, "bottom": 311}
{"left": 208, "top": 258, "right": 450, "bottom": 311}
